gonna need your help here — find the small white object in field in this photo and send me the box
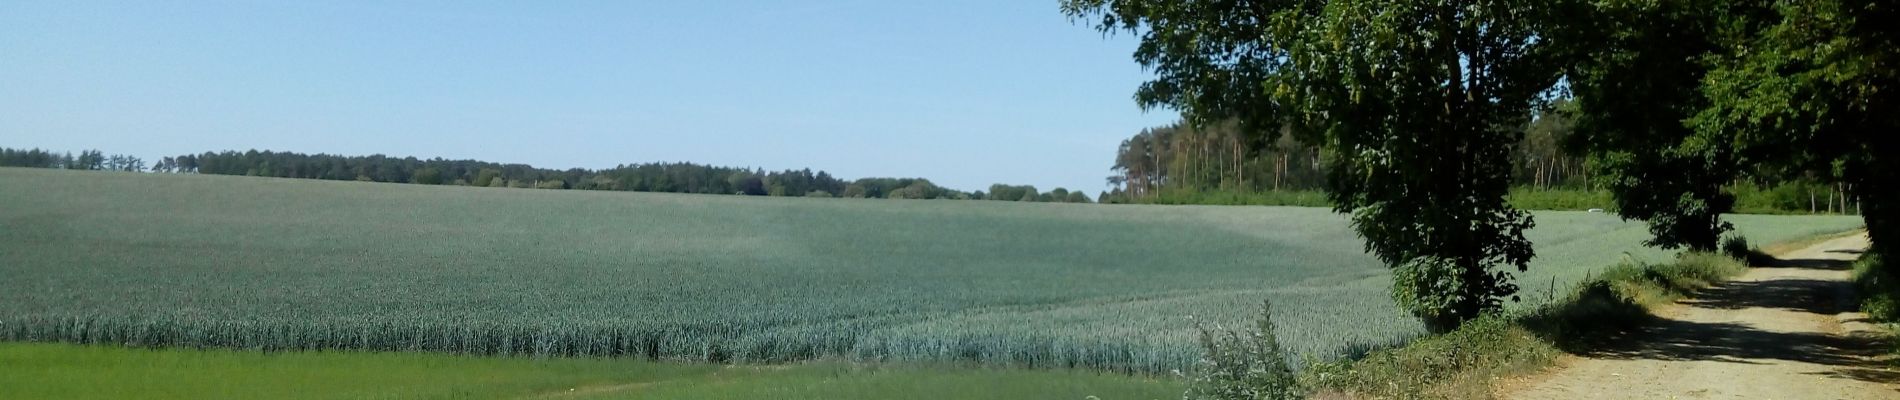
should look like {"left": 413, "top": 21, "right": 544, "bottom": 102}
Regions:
{"left": 1587, "top": 208, "right": 1605, "bottom": 213}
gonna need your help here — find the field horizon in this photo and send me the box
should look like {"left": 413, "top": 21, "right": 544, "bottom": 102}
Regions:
{"left": 0, "top": 167, "right": 1866, "bottom": 373}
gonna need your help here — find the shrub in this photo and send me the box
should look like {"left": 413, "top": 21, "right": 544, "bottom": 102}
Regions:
{"left": 1721, "top": 236, "right": 1752, "bottom": 259}
{"left": 1186, "top": 300, "right": 1300, "bottom": 400}
{"left": 1855, "top": 254, "right": 1897, "bottom": 321}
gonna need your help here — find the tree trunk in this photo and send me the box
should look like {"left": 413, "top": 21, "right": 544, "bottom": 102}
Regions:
{"left": 1828, "top": 186, "right": 1836, "bottom": 214}
{"left": 1275, "top": 154, "right": 1285, "bottom": 191}
{"left": 1841, "top": 182, "right": 1850, "bottom": 215}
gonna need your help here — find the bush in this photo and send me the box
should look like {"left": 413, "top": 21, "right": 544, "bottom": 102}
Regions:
{"left": 1186, "top": 300, "right": 1300, "bottom": 400}
{"left": 1721, "top": 236, "right": 1752, "bottom": 260}
{"left": 1855, "top": 254, "right": 1897, "bottom": 321}
{"left": 1720, "top": 235, "right": 1775, "bottom": 265}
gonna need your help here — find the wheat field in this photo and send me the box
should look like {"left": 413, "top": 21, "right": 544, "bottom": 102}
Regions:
{"left": 0, "top": 167, "right": 1864, "bottom": 372}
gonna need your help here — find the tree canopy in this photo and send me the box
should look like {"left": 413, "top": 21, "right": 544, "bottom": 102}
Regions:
{"left": 1066, "top": 0, "right": 1566, "bottom": 330}
{"left": 1692, "top": 0, "right": 1896, "bottom": 259}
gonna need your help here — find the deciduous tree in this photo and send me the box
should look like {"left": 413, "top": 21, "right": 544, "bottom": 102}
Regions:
{"left": 1065, "top": 0, "right": 1565, "bottom": 330}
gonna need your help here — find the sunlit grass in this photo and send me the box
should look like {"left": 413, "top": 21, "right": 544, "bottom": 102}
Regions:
{"left": 0, "top": 342, "right": 1181, "bottom": 400}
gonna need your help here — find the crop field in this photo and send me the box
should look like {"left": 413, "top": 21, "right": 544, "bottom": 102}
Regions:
{"left": 0, "top": 167, "right": 1865, "bottom": 373}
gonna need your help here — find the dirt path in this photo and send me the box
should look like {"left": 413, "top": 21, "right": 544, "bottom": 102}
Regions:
{"left": 1504, "top": 234, "right": 1898, "bottom": 400}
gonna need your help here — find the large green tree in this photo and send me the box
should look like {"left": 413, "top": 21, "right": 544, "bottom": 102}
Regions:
{"left": 1064, "top": 0, "right": 1566, "bottom": 330}
{"left": 1693, "top": 0, "right": 1897, "bottom": 259}
{"left": 1555, "top": 0, "right": 1761, "bottom": 252}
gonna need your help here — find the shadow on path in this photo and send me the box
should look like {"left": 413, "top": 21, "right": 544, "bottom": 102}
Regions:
{"left": 1761, "top": 257, "right": 1857, "bottom": 271}
{"left": 1564, "top": 254, "right": 1896, "bottom": 387}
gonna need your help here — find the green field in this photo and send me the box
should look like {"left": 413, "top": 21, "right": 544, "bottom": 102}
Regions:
{"left": 0, "top": 167, "right": 1865, "bottom": 373}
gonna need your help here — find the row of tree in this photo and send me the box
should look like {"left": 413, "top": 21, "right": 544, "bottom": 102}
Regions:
{"left": 1101, "top": 97, "right": 1595, "bottom": 204}
{"left": 1065, "top": 0, "right": 1894, "bottom": 330}
{"left": 0, "top": 148, "right": 147, "bottom": 172}
{"left": 0, "top": 147, "right": 1096, "bottom": 203}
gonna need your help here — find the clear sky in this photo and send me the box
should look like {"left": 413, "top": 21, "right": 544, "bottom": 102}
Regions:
{"left": 1, "top": 1, "right": 1178, "bottom": 193}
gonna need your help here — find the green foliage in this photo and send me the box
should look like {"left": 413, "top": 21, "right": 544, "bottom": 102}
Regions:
{"left": 0, "top": 147, "right": 141, "bottom": 171}
{"left": 1691, "top": 0, "right": 1897, "bottom": 262}
{"left": 1387, "top": 257, "right": 1486, "bottom": 333}
{"left": 0, "top": 169, "right": 1864, "bottom": 373}
{"left": 475, "top": 168, "right": 503, "bottom": 187}
{"left": 1186, "top": 301, "right": 1299, "bottom": 400}
{"left": 1506, "top": 188, "right": 1613, "bottom": 211}
{"left": 1721, "top": 235, "right": 1752, "bottom": 258}
{"left": 885, "top": 182, "right": 934, "bottom": 199}
{"left": 1557, "top": 0, "right": 1744, "bottom": 253}
{"left": 1106, "top": 121, "right": 1329, "bottom": 200}
{"left": 840, "top": 184, "right": 867, "bottom": 198}
{"left": 1066, "top": 0, "right": 1568, "bottom": 330}
{"left": 411, "top": 168, "right": 444, "bottom": 185}
{"left": 1588, "top": 151, "right": 1735, "bottom": 252}
{"left": 1855, "top": 255, "right": 1897, "bottom": 322}
{"left": 1728, "top": 180, "right": 1860, "bottom": 215}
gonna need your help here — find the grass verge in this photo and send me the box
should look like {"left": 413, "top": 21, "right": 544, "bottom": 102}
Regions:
{"left": 0, "top": 342, "right": 1181, "bottom": 400}
{"left": 1854, "top": 253, "right": 1897, "bottom": 322}
{"left": 1851, "top": 252, "right": 1900, "bottom": 361}
{"left": 1297, "top": 251, "right": 1751, "bottom": 399}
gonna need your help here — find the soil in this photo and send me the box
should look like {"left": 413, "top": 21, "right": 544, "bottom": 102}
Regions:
{"left": 1501, "top": 234, "right": 1899, "bottom": 399}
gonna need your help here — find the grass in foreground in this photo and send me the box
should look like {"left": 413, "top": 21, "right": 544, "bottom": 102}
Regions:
{"left": 0, "top": 342, "right": 1181, "bottom": 400}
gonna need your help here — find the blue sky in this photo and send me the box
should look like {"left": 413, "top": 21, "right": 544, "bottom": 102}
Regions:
{"left": 0, "top": 1, "right": 1177, "bottom": 192}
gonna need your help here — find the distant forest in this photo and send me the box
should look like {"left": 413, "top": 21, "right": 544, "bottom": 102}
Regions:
{"left": 1097, "top": 100, "right": 1856, "bottom": 215}
{"left": 1101, "top": 100, "right": 1588, "bottom": 202}
{"left": 0, "top": 147, "right": 1095, "bottom": 203}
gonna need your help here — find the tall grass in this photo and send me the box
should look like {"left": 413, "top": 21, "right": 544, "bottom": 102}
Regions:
{"left": 0, "top": 167, "right": 1866, "bottom": 373}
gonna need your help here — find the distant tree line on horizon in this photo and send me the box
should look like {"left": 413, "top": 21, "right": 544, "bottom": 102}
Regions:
{"left": 0, "top": 147, "right": 1098, "bottom": 203}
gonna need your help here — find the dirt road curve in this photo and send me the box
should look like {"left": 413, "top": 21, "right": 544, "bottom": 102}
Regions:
{"left": 1504, "top": 234, "right": 1898, "bottom": 400}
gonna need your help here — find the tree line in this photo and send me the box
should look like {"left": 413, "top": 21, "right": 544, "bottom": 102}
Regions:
{"left": 1099, "top": 105, "right": 1590, "bottom": 201}
{"left": 0, "top": 148, "right": 148, "bottom": 172}
{"left": 0, "top": 147, "right": 1097, "bottom": 203}
{"left": 1099, "top": 97, "right": 1856, "bottom": 213}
